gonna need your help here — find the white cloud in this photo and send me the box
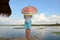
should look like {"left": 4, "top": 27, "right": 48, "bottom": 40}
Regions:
{"left": 0, "top": 15, "right": 24, "bottom": 24}
{"left": 48, "top": 15, "right": 60, "bottom": 23}
{"left": 32, "top": 13, "right": 60, "bottom": 24}
{"left": 0, "top": 13, "right": 60, "bottom": 24}
{"left": 32, "top": 14, "right": 48, "bottom": 22}
{"left": 32, "top": 13, "right": 49, "bottom": 24}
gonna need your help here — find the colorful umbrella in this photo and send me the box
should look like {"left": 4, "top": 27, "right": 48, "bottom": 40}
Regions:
{"left": 22, "top": 6, "right": 38, "bottom": 16}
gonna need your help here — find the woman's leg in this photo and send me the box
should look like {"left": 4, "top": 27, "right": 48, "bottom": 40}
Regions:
{"left": 28, "top": 20, "right": 31, "bottom": 29}
{"left": 25, "top": 22, "right": 28, "bottom": 29}
{"left": 25, "top": 21, "right": 31, "bottom": 40}
{"left": 25, "top": 29, "right": 30, "bottom": 40}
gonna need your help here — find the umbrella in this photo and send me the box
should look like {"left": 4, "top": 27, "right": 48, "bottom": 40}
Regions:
{"left": 22, "top": 6, "right": 38, "bottom": 16}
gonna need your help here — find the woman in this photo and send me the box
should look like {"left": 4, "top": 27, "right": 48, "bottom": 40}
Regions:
{"left": 24, "top": 15, "right": 32, "bottom": 40}
{"left": 24, "top": 15, "right": 32, "bottom": 29}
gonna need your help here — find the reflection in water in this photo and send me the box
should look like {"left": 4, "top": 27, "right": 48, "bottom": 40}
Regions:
{"left": 43, "top": 26, "right": 60, "bottom": 40}
{"left": 0, "top": 26, "right": 42, "bottom": 38}
{"left": 0, "top": 26, "right": 60, "bottom": 40}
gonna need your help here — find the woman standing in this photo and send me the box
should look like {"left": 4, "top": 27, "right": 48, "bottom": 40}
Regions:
{"left": 24, "top": 15, "right": 32, "bottom": 40}
{"left": 22, "top": 6, "right": 38, "bottom": 40}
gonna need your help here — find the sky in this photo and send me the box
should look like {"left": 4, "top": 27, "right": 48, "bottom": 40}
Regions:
{"left": 0, "top": 0, "right": 60, "bottom": 24}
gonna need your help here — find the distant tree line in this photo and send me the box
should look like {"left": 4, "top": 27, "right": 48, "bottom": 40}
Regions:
{"left": 0, "top": 23, "right": 60, "bottom": 26}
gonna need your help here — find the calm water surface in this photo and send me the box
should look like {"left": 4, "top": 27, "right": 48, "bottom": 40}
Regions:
{"left": 0, "top": 26, "right": 60, "bottom": 40}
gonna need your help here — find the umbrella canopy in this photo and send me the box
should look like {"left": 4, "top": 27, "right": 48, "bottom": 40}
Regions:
{"left": 22, "top": 6, "right": 38, "bottom": 15}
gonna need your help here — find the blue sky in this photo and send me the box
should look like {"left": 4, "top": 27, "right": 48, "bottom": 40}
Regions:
{"left": 0, "top": 0, "right": 60, "bottom": 24}
{"left": 9, "top": 0, "right": 60, "bottom": 19}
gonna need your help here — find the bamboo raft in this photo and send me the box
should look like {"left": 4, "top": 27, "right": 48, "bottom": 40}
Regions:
{"left": 0, "top": 36, "right": 41, "bottom": 40}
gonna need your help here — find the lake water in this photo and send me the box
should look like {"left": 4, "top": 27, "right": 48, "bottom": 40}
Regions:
{"left": 0, "top": 26, "right": 60, "bottom": 40}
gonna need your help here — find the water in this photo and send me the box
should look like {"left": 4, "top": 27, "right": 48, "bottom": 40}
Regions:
{"left": 0, "top": 26, "right": 60, "bottom": 40}
{"left": 0, "top": 26, "right": 42, "bottom": 38}
{"left": 44, "top": 26, "right": 60, "bottom": 40}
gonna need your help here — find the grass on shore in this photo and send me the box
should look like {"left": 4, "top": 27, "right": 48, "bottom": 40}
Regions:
{"left": 38, "top": 28, "right": 44, "bottom": 29}
{"left": 13, "top": 27, "right": 24, "bottom": 29}
{"left": 53, "top": 32, "right": 60, "bottom": 35}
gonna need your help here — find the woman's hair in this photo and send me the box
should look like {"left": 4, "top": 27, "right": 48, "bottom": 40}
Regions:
{"left": 0, "top": 0, "right": 11, "bottom": 17}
